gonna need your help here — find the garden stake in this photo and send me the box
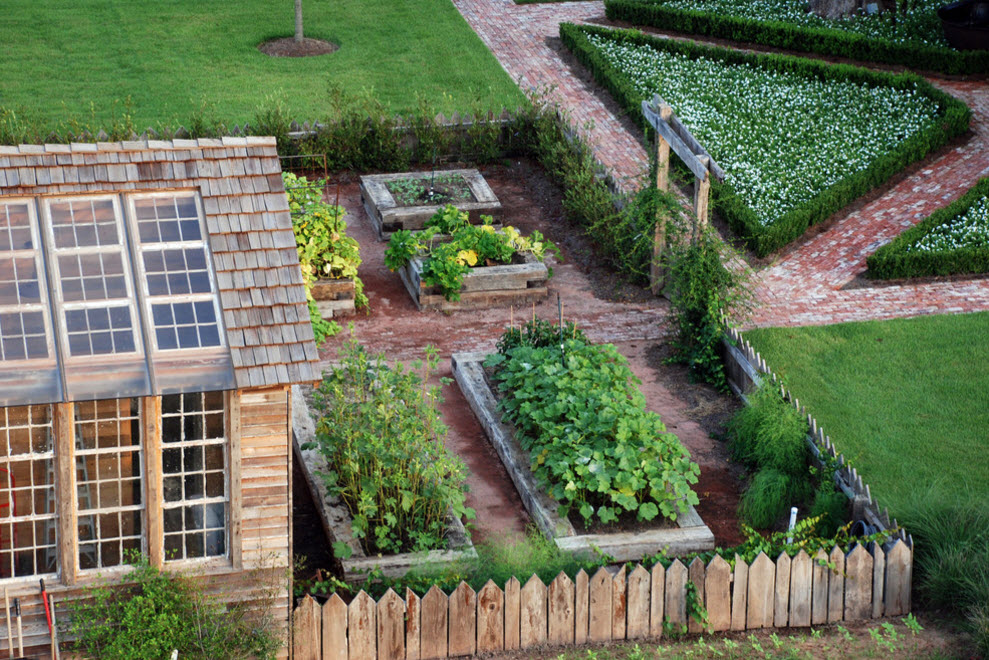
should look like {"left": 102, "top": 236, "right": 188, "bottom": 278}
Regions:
{"left": 48, "top": 595, "right": 59, "bottom": 660}
{"left": 3, "top": 588, "right": 10, "bottom": 659}
{"left": 12, "top": 599, "right": 22, "bottom": 658}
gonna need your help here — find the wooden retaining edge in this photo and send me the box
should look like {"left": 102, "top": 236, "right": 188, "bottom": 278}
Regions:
{"left": 360, "top": 169, "right": 503, "bottom": 240}
{"left": 290, "top": 385, "right": 477, "bottom": 583}
{"left": 720, "top": 330, "right": 910, "bottom": 545}
{"left": 399, "top": 257, "right": 549, "bottom": 312}
{"left": 452, "top": 352, "right": 715, "bottom": 562}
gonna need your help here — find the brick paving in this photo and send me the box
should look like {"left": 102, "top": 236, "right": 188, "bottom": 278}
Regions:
{"left": 452, "top": 0, "right": 989, "bottom": 328}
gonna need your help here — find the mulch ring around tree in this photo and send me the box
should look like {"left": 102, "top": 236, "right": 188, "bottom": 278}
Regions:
{"left": 258, "top": 37, "right": 339, "bottom": 57}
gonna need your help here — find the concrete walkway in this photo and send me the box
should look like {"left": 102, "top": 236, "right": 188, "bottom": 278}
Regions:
{"left": 452, "top": 0, "right": 989, "bottom": 328}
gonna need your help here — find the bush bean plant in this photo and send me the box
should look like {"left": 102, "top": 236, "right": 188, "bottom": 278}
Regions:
{"left": 561, "top": 23, "right": 970, "bottom": 256}
{"left": 284, "top": 173, "right": 366, "bottom": 343}
{"left": 868, "top": 177, "right": 989, "bottom": 278}
{"left": 306, "top": 337, "right": 474, "bottom": 555}
{"left": 384, "top": 204, "right": 558, "bottom": 301}
{"left": 485, "top": 323, "right": 700, "bottom": 525}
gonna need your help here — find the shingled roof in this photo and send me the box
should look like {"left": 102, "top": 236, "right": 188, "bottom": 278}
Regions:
{"left": 0, "top": 137, "right": 319, "bottom": 403}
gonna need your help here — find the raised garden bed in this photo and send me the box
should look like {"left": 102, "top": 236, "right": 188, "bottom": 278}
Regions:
{"left": 360, "top": 169, "right": 502, "bottom": 240}
{"left": 452, "top": 352, "right": 715, "bottom": 561}
{"left": 291, "top": 385, "right": 476, "bottom": 582}
{"left": 398, "top": 253, "right": 548, "bottom": 311}
{"left": 310, "top": 277, "right": 356, "bottom": 318}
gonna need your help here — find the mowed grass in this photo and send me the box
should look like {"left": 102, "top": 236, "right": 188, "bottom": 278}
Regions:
{"left": 744, "top": 312, "right": 989, "bottom": 516}
{"left": 0, "top": 0, "right": 523, "bottom": 130}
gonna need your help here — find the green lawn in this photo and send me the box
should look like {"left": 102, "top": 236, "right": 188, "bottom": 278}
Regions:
{"left": 745, "top": 312, "right": 989, "bottom": 517}
{"left": 0, "top": 0, "right": 522, "bottom": 131}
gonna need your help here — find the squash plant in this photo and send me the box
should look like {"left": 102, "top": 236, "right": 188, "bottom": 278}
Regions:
{"left": 384, "top": 204, "right": 558, "bottom": 302}
{"left": 284, "top": 173, "right": 367, "bottom": 342}
{"left": 485, "top": 329, "right": 700, "bottom": 525}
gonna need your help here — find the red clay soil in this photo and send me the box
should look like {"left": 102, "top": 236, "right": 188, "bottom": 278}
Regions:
{"left": 295, "top": 159, "right": 744, "bottom": 570}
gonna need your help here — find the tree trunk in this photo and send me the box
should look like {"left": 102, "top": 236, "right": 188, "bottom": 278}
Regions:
{"left": 294, "top": 0, "right": 304, "bottom": 42}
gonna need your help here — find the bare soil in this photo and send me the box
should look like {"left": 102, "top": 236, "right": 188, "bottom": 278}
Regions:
{"left": 292, "top": 158, "right": 745, "bottom": 579}
{"left": 258, "top": 37, "right": 338, "bottom": 57}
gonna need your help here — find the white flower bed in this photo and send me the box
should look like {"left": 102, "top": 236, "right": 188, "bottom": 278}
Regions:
{"left": 660, "top": 0, "right": 948, "bottom": 48}
{"left": 907, "top": 196, "right": 989, "bottom": 253}
{"left": 586, "top": 34, "right": 941, "bottom": 228}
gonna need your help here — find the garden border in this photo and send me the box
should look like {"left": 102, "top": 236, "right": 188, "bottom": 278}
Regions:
{"left": 604, "top": 0, "right": 989, "bottom": 76}
{"left": 290, "top": 385, "right": 477, "bottom": 583}
{"left": 451, "top": 351, "right": 716, "bottom": 562}
{"left": 560, "top": 22, "right": 972, "bottom": 257}
{"left": 719, "top": 333, "right": 910, "bottom": 544}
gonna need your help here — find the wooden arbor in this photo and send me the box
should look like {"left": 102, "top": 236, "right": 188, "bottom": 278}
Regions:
{"left": 641, "top": 95, "right": 726, "bottom": 294}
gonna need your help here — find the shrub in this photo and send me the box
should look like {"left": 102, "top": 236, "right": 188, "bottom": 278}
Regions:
{"left": 307, "top": 337, "right": 474, "bottom": 555}
{"left": 808, "top": 482, "right": 850, "bottom": 537}
{"left": 67, "top": 554, "right": 280, "bottom": 660}
{"left": 727, "top": 383, "right": 808, "bottom": 476}
{"left": 868, "top": 177, "right": 989, "bottom": 279}
{"left": 604, "top": 0, "right": 989, "bottom": 76}
{"left": 486, "top": 333, "right": 701, "bottom": 525}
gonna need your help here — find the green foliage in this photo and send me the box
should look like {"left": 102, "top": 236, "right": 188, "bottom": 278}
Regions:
{"left": 738, "top": 468, "right": 794, "bottom": 529}
{"left": 604, "top": 0, "right": 989, "bottom": 75}
{"left": 808, "top": 482, "right": 850, "bottom": 537}
{"left": 284, "top": 172, "right": 365, "bottom": 343}
{"left": 666, "top": 223, "right": 751, "bottom": 391}
{"left": 307, "top": 337, "right": 474, "bottom": 555}
{"left": 496, "top": 318, "right": 588, "bottom": 354}
{"left": 560, "top": 22, "right": 970, "bottom": 256}
{"left": 486, "top": 333, "right": 701, "bottom": 525}
{"left": 384, "top": 207, "right": 558, "bottom": 301}
{"left": 67, "top": 554, "right": 280, "bottom": 660}
{"left": 901, "top": 498, "right": 989, "bottom": 657}
{"left": 727, "top": 384, "right": 808, "bottom": 476}
{"left": 868, "top": 177, "right": 989, "bottom": 279}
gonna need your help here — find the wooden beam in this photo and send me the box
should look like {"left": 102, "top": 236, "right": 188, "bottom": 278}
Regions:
{"left": 54, "top": 403, "right": 77, "bottom": 585}
{"left": 643, "top": 101, "right": 710, "bottom": 182}
{"left": 228, "top": 390, "right": 243, "bottom": 570}
{"left": 650, "top": 95, "right": 726, "bottom": 182}
{"left": 143, "top": 396, "right": 163, "bottom": 568}
{"left": 651, "top": 104, "right": 673, "bottom": 295}
{"left": 694, "top": 157, "right": 711, "bottom": 235}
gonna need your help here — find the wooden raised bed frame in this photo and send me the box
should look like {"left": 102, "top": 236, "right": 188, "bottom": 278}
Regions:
{"left": 291, "top": 386, "right": 476, "bottom": 583}
{"left": 310, "top": 277, "right": 355, "bottom": 319}
{"left": 398, "top": 253, "right": 548, "bottom": 312}
{"left": 360, "top": 169, "right": 502, "bottom": 240}
{"left": 452, "top": 352, "right": 715, "bottom": 562}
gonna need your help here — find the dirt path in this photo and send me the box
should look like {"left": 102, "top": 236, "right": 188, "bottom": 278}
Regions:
{"left": 316, "top": 160, "right": 743, "bottom": 548}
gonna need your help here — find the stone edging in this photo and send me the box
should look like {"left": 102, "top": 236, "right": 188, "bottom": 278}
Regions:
{"left": 291, "top": 385, "right": 477, "bottom": 583}
{"left": 451, "top": 352, "right": 715, "bottom": 562}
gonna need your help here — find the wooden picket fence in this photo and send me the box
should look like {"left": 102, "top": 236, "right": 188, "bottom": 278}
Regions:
{"left": 292, "top": 539, "right": 912, "bottom": 659}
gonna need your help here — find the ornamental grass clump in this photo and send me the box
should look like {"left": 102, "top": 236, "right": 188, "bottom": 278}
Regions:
{"left": 308, "top": 338, "right": 474, "bottom": 555}
{"left": 485, "top": 326, "right": 700, "bottom": 525}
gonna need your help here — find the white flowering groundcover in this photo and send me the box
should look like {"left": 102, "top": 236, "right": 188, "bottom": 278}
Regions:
{"left": 604, "top": 0, "right": 989, "bottom": 75}
{"left": 868, "top": 177, "right": 989, "bottom": 278}
{"left": 561, "top": 24, "right": 970, "bottom": 255}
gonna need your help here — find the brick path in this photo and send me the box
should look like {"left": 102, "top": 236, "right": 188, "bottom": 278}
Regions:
{"left": 452, "top": 0, "right": 989, "bottom": 328}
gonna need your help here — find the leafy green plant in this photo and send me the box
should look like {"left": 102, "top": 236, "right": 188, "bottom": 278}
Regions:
{"left": 385, "top": 205, "right": 558, "bottom": 301}
{"left": 486, "top": 331, "right": 700, "bottom": 525}
{"left": 496, "top": 317, "right": 587, "bottom": 354}
{"left": 306, "top": 336, "right": 474, "bottom": 555}
{"left": 738, "top": 468, "right": 794, "bottom": 529}
{"left": 67, "top": 553, "right": 280, "bottom": 660}
{"left": 284, "top": 172, "right": 366, "bottom": 343}
{"left": 727, "top": 384, "right": 808, "bottom": 476}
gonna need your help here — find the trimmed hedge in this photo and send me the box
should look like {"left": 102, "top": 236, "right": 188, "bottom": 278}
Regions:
{"left": 605, "top": 0, "right": 989, "bottom": 76}
{"left": 560, "top": 23, "right": 971, "bottom": 256}
{"left": 867, "top": 177, "right": 989, "bottom": 278}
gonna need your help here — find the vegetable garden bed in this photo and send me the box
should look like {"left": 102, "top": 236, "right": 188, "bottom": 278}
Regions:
{"left": 361, "top": 169, "right": 503, "bottom": 240}
{"left": 292, "top": 386, "right": 476, "bottom": 583}
{"left": 452, "top": 352, "right": 715, "bottom": 561}
{"left": 561, "top": 23, "right": 971, "bottom": 256}
{"left": 399, "top": 253, "right": 549, "bottom": 311}
{"left": 868, "top": 176, "right": 989, "bottom": 278}
{"left": 310, "top": 277, "right": 356, "bottom": 318}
